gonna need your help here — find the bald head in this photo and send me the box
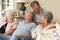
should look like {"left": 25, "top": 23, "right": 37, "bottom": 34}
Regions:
{"left": 24, "top": 11, "right": 33, "bottom": 22}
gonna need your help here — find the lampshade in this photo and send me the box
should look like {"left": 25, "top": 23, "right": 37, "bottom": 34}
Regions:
{"left": 16, "top": 0, "right": 30, "bottom": 4}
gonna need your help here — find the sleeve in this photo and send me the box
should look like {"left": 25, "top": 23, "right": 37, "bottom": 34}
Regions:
{"left": 31, "top": 26, "right": 38, "bottom": 38}
{"left": 0, "top": 17, "right": 6, "bottom": 28}
{"left": 31, "top": 23, "right": 36, "bottom": 33}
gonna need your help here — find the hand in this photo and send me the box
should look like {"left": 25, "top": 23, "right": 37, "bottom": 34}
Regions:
{"left": 17, "top": 34, "right": 24, "bottom": 38}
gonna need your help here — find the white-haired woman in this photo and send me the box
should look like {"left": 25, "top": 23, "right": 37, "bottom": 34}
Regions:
{"left": 0, "top": 10, "right": 18, "bottom": 35}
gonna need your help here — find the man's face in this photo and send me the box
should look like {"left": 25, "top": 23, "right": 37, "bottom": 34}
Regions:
{"left": 24, "top": 12, "right": 32, "bottom": 22}
{"left": 32, "top": 3, "right": 40, "bottom": 13}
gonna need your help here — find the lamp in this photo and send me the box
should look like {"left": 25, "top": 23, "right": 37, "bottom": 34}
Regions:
{"left": 16, "top": 0, "right": 29, "bottom": 15}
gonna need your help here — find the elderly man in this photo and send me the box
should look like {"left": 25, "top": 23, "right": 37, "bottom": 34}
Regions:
{"left": 31, "top": 1, "right": 51, "bottom": 25}
{"left": 9, "top": 11, "right": 36, "bottom": 40}
{"left": 0, "top": 10, "right": 17, "bottom": 35}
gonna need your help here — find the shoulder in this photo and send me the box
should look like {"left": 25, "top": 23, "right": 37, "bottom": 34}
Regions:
{"left": 30, "top": 22, "right": 36, "bottom": 25}
{"left": 18, "top": 21, "right": 24, "bottom": 25}
{"left": 29, "top": 22, "right": 36, "bottom": 28}
{"left": 0, "top": 17, "right": 7, "bottom": 22}
{"left": 37, "top": 24, "right": 42, "bottom": 29}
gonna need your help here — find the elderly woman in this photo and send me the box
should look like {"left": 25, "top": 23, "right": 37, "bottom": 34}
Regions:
{"left": 31, "top": 11, "right": 60, "bottom": 40}
{"left": 0, "top": 11, "right": 36, "bottom": 40}
{"left": 0, "top": 10, "right": 18, "bottom": 35}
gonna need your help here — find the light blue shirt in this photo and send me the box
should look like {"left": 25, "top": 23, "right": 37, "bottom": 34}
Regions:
{"left": 12, "top": 21, "right": 36, "bottom": 36}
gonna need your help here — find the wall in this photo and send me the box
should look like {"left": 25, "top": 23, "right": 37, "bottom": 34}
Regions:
{"left": 38, "top": 0, "right": 60, "bottom": 23}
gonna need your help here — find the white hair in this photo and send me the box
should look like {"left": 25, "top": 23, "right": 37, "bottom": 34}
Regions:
{"left": 5, "top": 10, "right": 15, "bottom": 17}
{"left": 25, "top": 11, "right": 32, "bottom": 15}
{"left": 25, "top": 10, "right": 32, "bottom": 14}
{"left": 5, "top": 6, "right": 15, "bottom": 17}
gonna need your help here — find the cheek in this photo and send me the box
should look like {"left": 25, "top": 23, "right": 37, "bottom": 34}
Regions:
{"left": 27, "top": 17, "right": 31, "bottom": 20}
{"left": 25, "top": 16, "right": 29, "bottom": 20}
{"left": 29, "top": 17, "right": 32, "bottom": 20}
{"left": 10, "top": 16, "right": 14, "bottom": 19}
{"left": 41, "top": 19, "right": 44, "bottom": 23}
{"left": 26, "top": 17, "right": 32, "bottom": 21}
{"left": 8, "top": 16, "right": 11, "bottom": 18}
{"left": 12, "top": 16, "right": 14, "bottom": 18}
{"left": 40, "top": 18, "right": 45, "bottom": 23}
{"left": 34, "top": 9, "right": 40, "bottom": 13}
{"left": 33, "top": 7, "right": 37, "bottom": 10}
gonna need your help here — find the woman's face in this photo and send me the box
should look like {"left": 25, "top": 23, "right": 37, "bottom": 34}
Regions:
{"left": 8, "top": 13, "right": 14, "bottom": 20}
{"left": 24, "top": 12, "right": 32, "bottom": 22}
{"left": 40, "top": 16, "right": 47, "bottom": 24}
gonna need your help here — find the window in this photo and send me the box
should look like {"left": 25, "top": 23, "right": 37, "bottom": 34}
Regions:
{"left": 1, "top": 0, "right": 9, "bottom": 17}
{"left": 2, "top": 0, "right": 9, "bottom": 10}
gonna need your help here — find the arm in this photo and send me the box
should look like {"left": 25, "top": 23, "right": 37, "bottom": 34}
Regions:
{"left": 31, "top": 24, "right": 41, "bottom": 40}
{"left": 4, "top": 27, "right": 16, "bottom": 35}
{"left": 31, "top": 29, "right": 37, "bottom": 40}
{"left": 31, "top": 23, "right": 37, "bottom": 38}
{"left": 4, "top": 22, "right": 18, "bottom": 35}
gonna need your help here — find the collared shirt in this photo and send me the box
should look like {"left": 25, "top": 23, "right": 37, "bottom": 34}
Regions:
{"left": 12, "top": 21, "right": 36, "bottom": 36}
{"left": 0, "top": 17, "right": 18, "bottom": 33}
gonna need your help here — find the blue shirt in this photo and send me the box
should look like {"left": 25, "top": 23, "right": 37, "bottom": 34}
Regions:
{"left": 12, "top": 21, "right": 36, "bottom": 36}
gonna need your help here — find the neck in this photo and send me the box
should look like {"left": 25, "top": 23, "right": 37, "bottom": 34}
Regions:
{"left": 42, "top": 23, "right": 49, "bottom": 28}
{"left": 24, "top": 20, "right": 31, "bottom": 23}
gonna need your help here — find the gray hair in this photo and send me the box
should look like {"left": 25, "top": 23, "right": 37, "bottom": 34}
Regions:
{"left": 25, "top": 11, "right": 33, "bottom": 16}
{"left": 42, "top": 11, "right": 53, "bottom": 23}
{"left": 5, "top": 10, "right": 15, "bottom": 17}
